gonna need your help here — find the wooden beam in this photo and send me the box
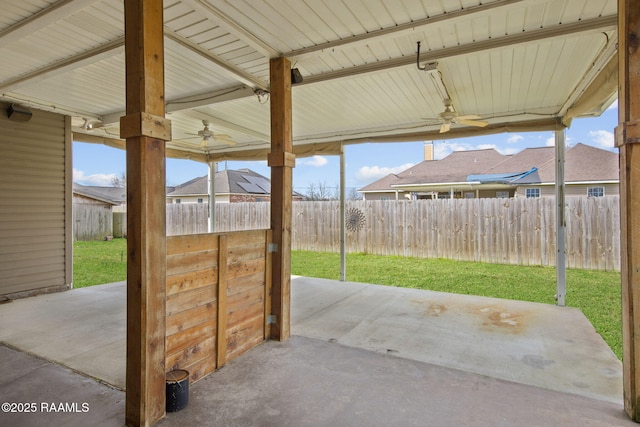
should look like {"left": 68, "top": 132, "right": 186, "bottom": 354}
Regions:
{"left": 269, "top": 57, "right": 293, "bottom": 341}
{"left": 618, "top": 0, "right": 640, "bottom": 421}
{"left": 122, "top": 0, "right": 168, "bottom": 425}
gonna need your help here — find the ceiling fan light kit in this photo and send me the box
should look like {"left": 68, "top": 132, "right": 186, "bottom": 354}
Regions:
{"left": 196, "top": 120, "right": 236, "bottom": 147}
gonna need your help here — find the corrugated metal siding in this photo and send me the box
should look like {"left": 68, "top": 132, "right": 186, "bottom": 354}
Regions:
{"left": 0, "top": 103, "right": 69, "bottom": 296}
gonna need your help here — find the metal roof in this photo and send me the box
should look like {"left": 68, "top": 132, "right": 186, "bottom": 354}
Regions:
{"left": 0, "top": 0, "right": 618, "bottom": 163}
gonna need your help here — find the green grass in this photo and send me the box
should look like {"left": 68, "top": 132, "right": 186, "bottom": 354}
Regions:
{"left": 72, "top": 240, "right": 622, "bottom": 359}
{"left": 292, "top": 251, "right": 622, "bottom": 360}
{"left": 73, "top": 238, "right": 127, "bottom": 288}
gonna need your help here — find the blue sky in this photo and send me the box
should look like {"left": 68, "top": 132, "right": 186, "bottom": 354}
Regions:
{"left": 73, "top": 101, "right": 619, "bottom": 195}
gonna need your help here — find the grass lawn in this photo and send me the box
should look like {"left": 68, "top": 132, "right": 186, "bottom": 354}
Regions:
{"left": 73, "top": 238, "right": 127, "bottom": 289}
{"left": 73, "top": 239, "right": 622, "bottom": 359}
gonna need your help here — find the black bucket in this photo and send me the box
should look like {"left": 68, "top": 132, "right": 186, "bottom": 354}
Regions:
{"left": 166, "top": 370, "right": 189, "bottom": 412}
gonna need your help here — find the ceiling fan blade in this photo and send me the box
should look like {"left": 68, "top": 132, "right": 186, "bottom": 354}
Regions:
{"left": 456, "top": 114, "right": 482, "bottom": 120}
{"left": 457, "top": 119, "right": 489, "bottom": 127}
{"left": 215, "top": 136, "right": 236, "bottom": 146}
{"left": 439, "top": 122, "right": 450, "bottom": 133}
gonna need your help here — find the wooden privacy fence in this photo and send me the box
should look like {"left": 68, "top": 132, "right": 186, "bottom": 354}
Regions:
{"left": 73, "top": 203, "right": 112, "bottom": 241}
{"left": 165, "top": 229, "right": 271, "bottom": 383}
{"left": 85, "top": 196, "right": 620, "bottom": 270}
{"left": 291, "top": 197, "right": 620, "bottom": 271}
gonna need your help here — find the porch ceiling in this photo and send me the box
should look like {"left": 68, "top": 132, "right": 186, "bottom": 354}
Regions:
{"left": 0, "top": 0, "right": 618, "bottom": 162}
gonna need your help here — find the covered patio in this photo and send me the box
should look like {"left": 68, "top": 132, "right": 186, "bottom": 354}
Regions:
{"left": 0, "top": 276, "right": 630, "bottom": 426}
{"left": 2, "top": 0, "right": 640, "bottom": 425}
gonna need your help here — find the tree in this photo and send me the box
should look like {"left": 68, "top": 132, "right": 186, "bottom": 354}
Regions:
{"left": 111, "top": 172, "right": 126, "bottom": 188}
{"left": 347, "top": 187, "right": 362, "bottom": 201}
{"left": 305, "top": 182, "right": 338, "bottom": 201}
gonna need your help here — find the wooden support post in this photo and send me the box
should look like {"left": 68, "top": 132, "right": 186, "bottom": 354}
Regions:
{"left": 268, "top": 57, "right": 294, "bottom": 341}
{"left": 122, "top": 0, "right": 170, "bottom": 425}
{"left": 618, "top": 0, "right": 640, "bottom": 421}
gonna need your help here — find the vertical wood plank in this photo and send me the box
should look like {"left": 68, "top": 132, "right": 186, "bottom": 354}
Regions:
{"left": 122, "top": 0, "right": 168, "bottom": 425}
{"left": 619, "top": 0, "right": 640, "bottom": 420}
{"left": 217, "top": 234, "right": 228, "bottom": 368}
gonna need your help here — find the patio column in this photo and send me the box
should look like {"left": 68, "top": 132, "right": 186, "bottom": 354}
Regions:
{"left": 555, "top": 129, "right": 566, "bottom": 307}
{"left": 617, "top": 0, "right": 640, "bottom": 420}
{"left": 120, "top": 0, "right": 170, "bottom": 425}
{"left": 340, "top": 146, "right": 346, "bottom": 281}
{"left": 268, "top": 57, "right": 294, "bottom": 341}
{"left": 208, "top": 161, "right": 216, "bottom": 232}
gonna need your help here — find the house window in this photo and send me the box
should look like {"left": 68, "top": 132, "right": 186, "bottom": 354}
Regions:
{"left": 496, "top": 191, "right": 509, "bottom": 199}
{"left": 588, "top": 187, "right": 604, "bottom": 197}
{"left": 175, "top": 199, "right": 181, "bottom": 204}
{"left": 525, "top": 188, "right": 540, "bottom": 198}
{"left": 197, "top": 198, "right": 203, "bottom": 203}
{"left": 380, "top": 196, "right": 391, "bottom": 201}
{"left": 464, "top": 192, "right": 475, "bottom": 199}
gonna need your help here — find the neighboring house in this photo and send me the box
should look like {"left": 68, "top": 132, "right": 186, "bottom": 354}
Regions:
{"left": 359, "top": 143, "right": 619, "bottom": 200}
{"left": 167, "top": 168, "right": 303, "bottom": 204}
{"left": 72, "top": 184, "right": 127, "bottom": 241}
{"left": 73, "top": 183, "right": 127, "bottom": 206}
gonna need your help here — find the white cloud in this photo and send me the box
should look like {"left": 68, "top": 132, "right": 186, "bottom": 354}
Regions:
{"left": 435, "top": 142, "right": 517, "bottom": 158}
{"left": 356, "top": 163, "right": 416, "bottom": 182}
{"left": 434, "top": 142, "right": 473, "bottom": 159}
{"left": 589, "top": 130, "right": 615, "bottom": 149}
{"left": 501, "top": 147, "right": 520, "bottom": 155}
{"left": 545, "top": 136, "right": 555, "bottom": 147}
{"left": 301, "top": 155, "right": 328, "bottom": 167}
{"left": 507, "top": 134, "right": 524, "bottom": 144}
{"left": 476, "top": 143, "right": 499, "bottom": 151}
{"left": 73, "top": 169, "right": 117, "bottom": 186}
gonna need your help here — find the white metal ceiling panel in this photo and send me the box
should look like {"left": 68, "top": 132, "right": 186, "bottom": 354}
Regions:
{"left": 0, "top": 0, "right": 620, "bottom": 161}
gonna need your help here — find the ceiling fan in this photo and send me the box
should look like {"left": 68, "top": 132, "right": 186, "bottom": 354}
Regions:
{"left": 438, "top": 99, "right": 489, "bottom": 133}
{"left": 436, "top": 99, "right": 488, "bottom": 133}
{"left": 195, "top": 120, "right": 236, "bottom": 147}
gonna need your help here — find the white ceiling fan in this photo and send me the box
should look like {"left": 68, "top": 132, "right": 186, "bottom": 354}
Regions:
{"left": 437, "top": 99, "right": 488, "bottom": 133}
{"left": 195, "top": 120, "right": 236, "bottom": 147}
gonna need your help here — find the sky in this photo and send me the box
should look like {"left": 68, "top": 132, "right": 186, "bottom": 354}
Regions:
{"left": 72, "top": 101, "right": 619, "bottom": 196}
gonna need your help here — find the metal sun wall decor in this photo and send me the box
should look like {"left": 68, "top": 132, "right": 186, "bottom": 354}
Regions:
{"left": 346, "top": 207, "right": 366, "bottom": 232}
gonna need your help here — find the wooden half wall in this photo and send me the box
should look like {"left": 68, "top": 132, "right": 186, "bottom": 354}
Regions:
{"left": 165, "top": 229, "right": 272, "bottom": 383}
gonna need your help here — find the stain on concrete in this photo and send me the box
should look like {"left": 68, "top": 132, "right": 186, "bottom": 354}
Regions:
{"left": 521, "top": 354, "right": 555, "bottom": 369}
{"left": 428, "top": 303, "right": 448, "bottom": 317}
{"left": 411, "top": 298, "right": 449, "bottom": 317}
{"left": 478, "top": 306, "right": 528, "bottom": 334}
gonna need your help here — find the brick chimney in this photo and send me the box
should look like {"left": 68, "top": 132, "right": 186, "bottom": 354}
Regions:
{"left": 424, "top": 143, "right": 434, "bottom": 161}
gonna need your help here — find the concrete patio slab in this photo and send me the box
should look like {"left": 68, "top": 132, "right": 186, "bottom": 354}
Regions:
{"left": 0, "top": 275, "right": 626, "bottom": 425}
{"left": 0, "top": 282, "right": 126, "bottom": 389}
{"left": 159, "top": 336, "right": 634, "bottom": 427}
{"left": 0, "top": 344, "right": 124, "bottom": 427}
{"left": 292, "top": 276, "right": 623, "bottom": 404}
